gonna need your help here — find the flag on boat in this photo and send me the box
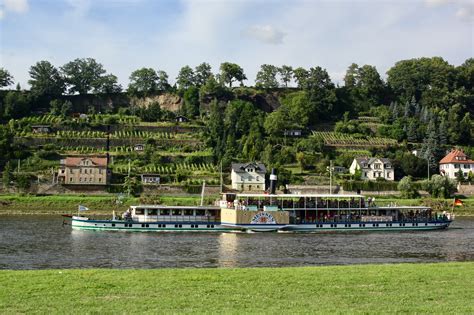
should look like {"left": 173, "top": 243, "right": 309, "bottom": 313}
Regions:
{"left": 78, "top": 205, "right": 89, "bottom": 211}
{"left": 454, "top": 199, "right": 463, "bottom": 207}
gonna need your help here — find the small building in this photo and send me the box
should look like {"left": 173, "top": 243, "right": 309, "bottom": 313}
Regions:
{"left": 134, "top": 144, "right": 145, "bottom": 152}
{"left": 349, "top": 157, "right": 394, "bottom": 181}
{"left": 141, "top": 174, "right": 161, "bottom": 185}
{"left": 283, "top": 129, "right": 303, "bottom": 137}
{"left": 58, "top": 156, "right": 110, "bottom": 185}
{"left": 175, "top": 115, "right": 190, "bottom": 123}
{"left": 439, "top": 149, "right": 474, "bottom": 179}
{"left": 327, "top": 165, "right": 347, "bottom": 174}
{"left": 31, "top": 125, "right": 51, "bottom": 134}
{"left": 231, "top": 162, "right": 266, "bottom": 191}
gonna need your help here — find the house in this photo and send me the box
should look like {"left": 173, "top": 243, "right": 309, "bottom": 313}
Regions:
{"left": 141, "top": 174, "right": 160, "bottom": 184}
{"left": 31, "top": 125, "right": 51, "bottom": 134}
{"left": 58, "top": 156, "right": 110, "bottom": 185}
{"left": 283, "top": 129, "right": 303, "bottom": 137}
{"left": 175, "top": 115, "right": 190, "bottom": 123}
{"left": 439, "top": 149, "right": 474, "bottom": 179}
{"left": 134, "top": 144, "right": 145, "bottom": 152}
{"left": 231, "top": 162, "right": 266, "bottom": 191}
{"left": 349, "top": 157, "right": 394, "bottom": 181}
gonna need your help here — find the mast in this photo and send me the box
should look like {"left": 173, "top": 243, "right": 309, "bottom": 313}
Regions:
{"left": 200, "top": 180, "right": 206, "bottom": 206}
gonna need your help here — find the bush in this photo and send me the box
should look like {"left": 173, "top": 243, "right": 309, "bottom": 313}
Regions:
{"left": 423, "top": 175, "right": 457, "bottom": 198}
{"left": 397, "top": 176, "right": 420, "bottom": 198}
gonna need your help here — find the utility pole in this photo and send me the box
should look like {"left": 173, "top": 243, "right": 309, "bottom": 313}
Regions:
{"left": 329, "top": 160, "right": 333, "bottom": 194}
{"left": 427, "top": 158, "right": 430, "bottom": 180}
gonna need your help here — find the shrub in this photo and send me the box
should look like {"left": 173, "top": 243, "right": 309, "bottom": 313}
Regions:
{"left": 397, "top": 176, "right": 420, "bottom": 198}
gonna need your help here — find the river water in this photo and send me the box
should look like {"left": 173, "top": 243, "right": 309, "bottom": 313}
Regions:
{"left": 1, "top": 215, "right": 473, "bottom": 269}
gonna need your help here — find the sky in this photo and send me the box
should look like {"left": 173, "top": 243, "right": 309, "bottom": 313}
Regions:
{"left": 0, "top": 0, "right": 473, "bottom": 89}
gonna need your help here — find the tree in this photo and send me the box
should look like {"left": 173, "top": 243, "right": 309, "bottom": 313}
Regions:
{"left": 60, "top": 100, "right": 73, "bottom": 117}
{"left": 206, "top": 99, "right": 225, "bottom": 162}
{"left": 424, "top": 174, "right": 456, "bottom": 198}
{"left": 194, "top": 62, "right": 212, "bottom": 87}
{"left": 61, "top": 58, "right": 107, "bottom": 94}
{"left": 296, "top": 152, "right": 306, "bottom": 172}
{"left": 183, "top": 86, "right": 200, "bottom": 117}
{"left": 455, "top": 169, "right": 465, "bottom": 183}
{"left": 398, "top": 176, "right": 419, "bottom": 198}
{"left": 3, "top": 91, "right": 31, "bottom": 119}
{"left": 304, "top": 67, "right": 336, "bottom": 121}
{"left": 278, "top": 65, "right": 293, "bottom": 87}
{"left": 255, "top": 64, "right": 279, "bottom": 89}
{"left": 293, "top": 67, "right": 308, "bottom": 88}
{"left": 219, "top": 62, "right": 246, "bottom": 87}
{"left": 15, "top": 174, "right": 31, "bottom": 192}
{"left": 156, "top": 70, "right": 170, "bottom": 91}
{"left": 459, "top": 113, "right": 472, "bottom": 145}
{"left": 95, "top": 74, "right": 122, "bottom": 93}
{"left": 123, "top": 176, "right": 142, "bottom": 196}
{"left": 0, "top": 68, "right": 14, "bottom": 88}
{"left": 386, "top": 57, "right": 457, "bottom": 109}
{"left": 344, "top": 63, "right": 385, "bottom": 111}
{"left": 176, "top": 65, "right": 195, "bottom": 90}
{"left": 2, "top": 161, "right": 12, "bottom": 188}
{"left": 28, "top": 61, "right": 64, "bottom": 97}
{"left": 128, "top": 68, "right": 159, "bottom": 95}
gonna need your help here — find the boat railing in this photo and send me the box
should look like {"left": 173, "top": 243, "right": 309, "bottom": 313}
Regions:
{"left": 134, "top": 215, "right": 217, "bottom": 223}
{"left": 289, "top": 215, "right": 451, "bottom": 224}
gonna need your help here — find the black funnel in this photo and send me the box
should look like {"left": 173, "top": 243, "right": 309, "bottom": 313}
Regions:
{"left": 269, "top": 168, "right": 277, "bottom": 194}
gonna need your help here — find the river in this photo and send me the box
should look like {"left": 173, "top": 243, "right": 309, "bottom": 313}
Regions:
{"left": 1, "top": 215, "right": 473, "bottom": 269}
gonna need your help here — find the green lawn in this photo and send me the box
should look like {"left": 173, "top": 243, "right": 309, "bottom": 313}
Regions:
{"left": 0, "top": 263, "right": 473, "bottom": 314}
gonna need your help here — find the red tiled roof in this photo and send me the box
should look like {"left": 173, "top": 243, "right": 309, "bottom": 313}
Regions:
{"left": 64, "top": 156, "right": 108, "bottom": 167}
{"left": 439, "top": 149, "right": 474, "bottom": 164}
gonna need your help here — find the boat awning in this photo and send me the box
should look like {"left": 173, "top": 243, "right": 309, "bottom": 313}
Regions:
{"left": 234, "top": 193, "right": 365, "bottom": 198}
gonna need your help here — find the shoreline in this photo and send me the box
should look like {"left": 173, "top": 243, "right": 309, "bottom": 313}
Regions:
{"left": 1, "top": 262, "right": 473, "bottom": 313}
{"left": 0, "top": 194, "right": 473, "bottom": 216}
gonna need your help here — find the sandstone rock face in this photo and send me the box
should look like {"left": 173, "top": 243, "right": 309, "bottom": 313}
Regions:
{"left": 131, "top": 93, "right": 183, "bottom": 112}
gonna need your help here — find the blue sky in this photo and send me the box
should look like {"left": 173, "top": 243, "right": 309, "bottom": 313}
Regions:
{"left": 0, "top": 0, "right": 473, "bottom": 88}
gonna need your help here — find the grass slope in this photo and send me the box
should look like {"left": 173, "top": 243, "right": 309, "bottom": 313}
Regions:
{"left": 0, "top": 263, "right": 473, "bottom": 314}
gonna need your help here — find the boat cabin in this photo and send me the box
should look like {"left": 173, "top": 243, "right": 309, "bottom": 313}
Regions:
{"left": 128, "top": 205, "right": 220, "bottom": 223}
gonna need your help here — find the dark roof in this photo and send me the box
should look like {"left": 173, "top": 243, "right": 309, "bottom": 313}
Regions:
{"left": 355, "top": 157, "right": 392, "bottom": 168}
{"left": 231, "top": 162, "right": 266, "bottom": 173}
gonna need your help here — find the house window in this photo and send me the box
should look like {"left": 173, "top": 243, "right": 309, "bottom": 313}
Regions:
{"left": 455, "top": 164, "right": 460, "bottom": 169}
{"left": 464, "top": 165, "right": 469, "bottom": 169}
{"left": 387, "top": 172, "right": 391, "bottom": 178}
{"left": 99, "top": 178, "right": 102, "bottom": 182}
{"left": 256, "top": 176, "right": 259, "bottom": 181}
{"left": 374, "top": 164, "right": 381, "bottom": 169}
{"left": 69, "top": 178, "right": 73, "bottom": 182}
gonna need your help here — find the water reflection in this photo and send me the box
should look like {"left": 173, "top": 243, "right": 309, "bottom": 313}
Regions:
{"left": 0, "top": 216, "right": 473, "bottom": 269}
{"left": 218, "top": 233, "right": 239, "bottom": 267}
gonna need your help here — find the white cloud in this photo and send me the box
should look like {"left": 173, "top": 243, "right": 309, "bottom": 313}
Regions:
{"left": 4, "top": 0, "right": 29, "bottom": 13}
{"left": 424, "top": 0, "right": 452, "bottom": 7}
{"left": 456, "top": 5, "right": 474, "bottom": 19}
{"left": 242, "top": 25, "right": 286, "bottom": 45}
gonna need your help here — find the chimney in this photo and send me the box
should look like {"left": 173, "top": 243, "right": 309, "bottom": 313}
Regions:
{"left": 269, "top": 168, "right": 277, "bottom": 194}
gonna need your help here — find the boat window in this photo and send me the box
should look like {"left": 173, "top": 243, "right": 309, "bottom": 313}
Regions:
{"left": 196, "top": 210, "right": 205, "bottom": 216}
{"left": 172, "top": 209, "right": 181, "bottom": 215}
{"left": 160, "top": 209, "right": 170, "bottom": 215}
{"left": 135, "top": 208, "right": 145, "bottom": 215}
{"left": 147, "top": 209, "right": 158, "bottom": 216}
{"left": 184, "top": 209, "right": 193, "bottom": 215}
{"left": 112, "top": 223, "right": 115, "bottom": 227}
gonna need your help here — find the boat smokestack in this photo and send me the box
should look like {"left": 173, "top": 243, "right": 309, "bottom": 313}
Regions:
{"left": 269, "top": 168, "right": 277, "bottom": 194}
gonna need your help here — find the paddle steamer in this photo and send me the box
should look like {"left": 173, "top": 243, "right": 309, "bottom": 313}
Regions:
{"left": 67, "top": 171, "right": 452, "bottom": 232}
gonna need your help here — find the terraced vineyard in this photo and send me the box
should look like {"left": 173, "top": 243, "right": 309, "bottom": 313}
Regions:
{"left": 312, "top": 131, "right": 397, "bottom": 147}
{"left": 113, "top": 163, "right": 217, "bottom": 174}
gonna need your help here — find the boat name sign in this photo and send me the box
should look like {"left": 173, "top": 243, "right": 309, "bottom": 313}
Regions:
{"left": 250, "top": 212, "right": 276, "bottom": 224}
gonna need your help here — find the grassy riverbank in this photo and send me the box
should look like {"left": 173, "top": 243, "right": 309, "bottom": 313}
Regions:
{"left": 0, "top": 262, "right": 473, "bottom": 314}
{"left": 0, "top": 194, "right": 473, "bottom": 216}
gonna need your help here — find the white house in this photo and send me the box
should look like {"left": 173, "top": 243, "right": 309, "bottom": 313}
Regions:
{"left": 439, "top": 149, "right": 474, "bottom": 179}
{"left": 349, "top": 157, "right": 394, "bottom": 181}
{"left": 231, "top": 162, "right": 266, "bottom": 191}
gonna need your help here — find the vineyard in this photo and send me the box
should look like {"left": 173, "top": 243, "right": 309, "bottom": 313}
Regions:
{"left": 312, "top": 132, "right": 397, "bottom": 147}
{"left": 112, "top": 163, "right": 218, "bottom": 174}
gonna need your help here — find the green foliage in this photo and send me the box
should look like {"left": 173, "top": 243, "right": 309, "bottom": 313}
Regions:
{"left": 28, "top": 61, "right": 64, "bottom": 97}
{"left": 342, "top": 180, "right": 400, "bottom": 192}
{"left": 122, "top": 176, "right": 142, "bottom": 196}
{"left": 61, "top": 58, "right": 108, "bottom": 94}
{"left": 278, "top": 65, "right": 293, "bottom": 87}
{"left": 423, "top": 175, "right": 457, "bottom": 198}
{"left": 3, "top": 91, "right": 31, "bottom": 119}
{"left": 128, "top": 68, "right": 160, "bottom": 95}
{"left": 183, "top": 86, "right": 200, "bottom": 117}
{"left": 15, "top": 173, "right": 31, "bottom": 192}
{"left": 0, "top": 68, "right": 14, "bottom": 87}
{"left": 397, "top": 176, "right": 420, "bottom": 198}
{"left": 255, "top": 64, "right": 279, "bottom": 89}
{"left": 194, "top": 63, "right": 213, "bottom": 87}
{"left": 219, "top": 62, "right": 247, "bottom": 87}
{"left": 344, "top": 63, "right": 385, "bottom": 112}
{"left": 2, "top": 161, "right": 12, "bottom": 188}
{"left": 176, "top": 65, "right": 195, "bottom": 90}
